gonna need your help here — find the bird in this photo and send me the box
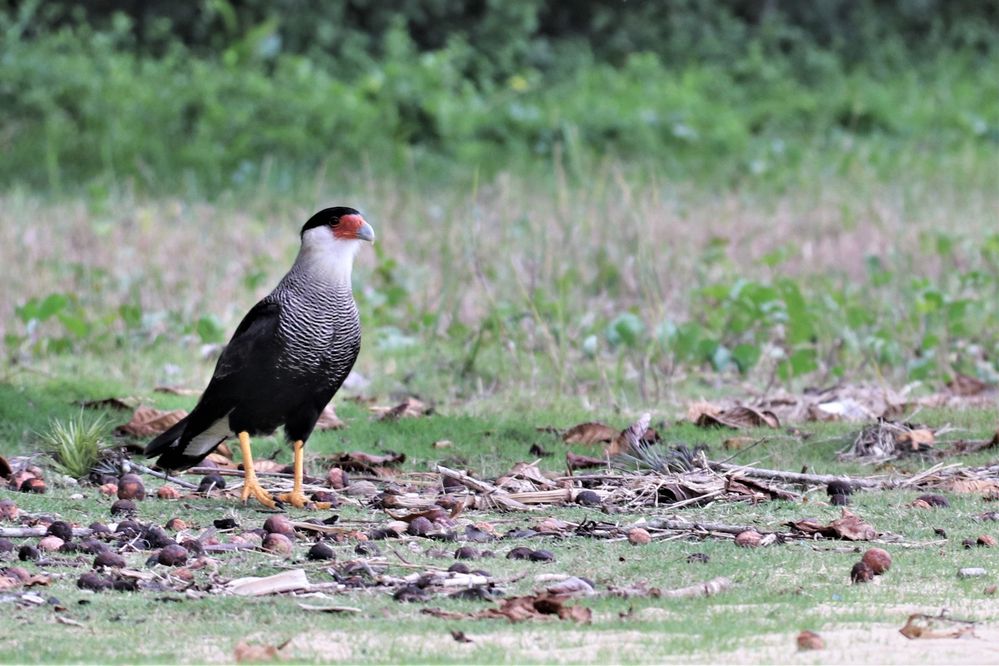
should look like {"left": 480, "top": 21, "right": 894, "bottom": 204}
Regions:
{"left": 145, "top": 206, "right": 375, "bottom": 508}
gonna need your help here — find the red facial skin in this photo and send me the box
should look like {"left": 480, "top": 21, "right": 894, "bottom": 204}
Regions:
{"left": 333, "top": 214, "right": 367, "bottom": 240}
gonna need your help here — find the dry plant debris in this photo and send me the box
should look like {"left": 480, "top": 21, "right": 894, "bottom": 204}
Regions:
{"left": 116, "top": 406, "right": 188, "bottom": 437}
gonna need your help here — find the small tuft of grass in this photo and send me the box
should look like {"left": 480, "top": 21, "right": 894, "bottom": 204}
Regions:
{"left": 37, "top": 412, "right": 112, "bottom": 479}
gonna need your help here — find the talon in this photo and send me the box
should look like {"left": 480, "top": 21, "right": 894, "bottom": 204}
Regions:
{"left": 238, "top": 431, "right": 277, "bottom": 509}
{"left": 276, "top": 491, "right": 310, "bottom": 509}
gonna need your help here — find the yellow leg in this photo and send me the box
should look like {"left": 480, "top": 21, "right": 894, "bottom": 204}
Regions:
{"left": 276, "top": 440, "right": 330, "bottom": 509}
{"left": 238, "top": 431, "right": 276, "bottom": 509}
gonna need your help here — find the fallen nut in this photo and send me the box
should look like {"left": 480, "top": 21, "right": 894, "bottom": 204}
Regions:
{"left": 37, "top": 536, "right": 64, "bottom": 552}
{"left": 263, "top": 515, "right": 295, "bottom": 536}
{"left": 306, "top": 542, "right": 335, "bottom": 561}
{"left": 262, "top": 533, "right": 294, "bottom": 556}
{"left": 977, "top": 535, "right": 997, "bottom": 547}
{"left": 46, "top": 521, "right": 73, "bottom": 541}
{"left": 796, "top": 630, "right": 825, "bottom": 651}
{"left": 627, "top": 528, "right": 652, "bottom": 545}
{"left": 851, "top": 561, "right": 875, "bottom": 583}
{"left": 157, "top": 544, "right": 190, "bottom": 566}
{"left": 0, "top": 499, "right": 20, "bottom": 521}
{"left": 165, "top": 517, "right": 188, "bottom": 531}
{"left": 735, "top": 530, "right": 762, "bottom": 548}
{"left": 156, "top": 485, "right": 180, "bottom": 500}
{"left": 77, "top": 572, "right": 112, "bottom": 592}
{"left": 117, "top": 474, "right": 145, "bottom": 501}
{"left": 94, "top": 551, "right": 127, "bottom": 568}
{"left": 861, "top": 548, "right": 892, "bottom": 575}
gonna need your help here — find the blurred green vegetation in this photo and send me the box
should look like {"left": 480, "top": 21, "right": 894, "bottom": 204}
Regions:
{"left": 1, "top": 0, "right": 997, "bottom": 193}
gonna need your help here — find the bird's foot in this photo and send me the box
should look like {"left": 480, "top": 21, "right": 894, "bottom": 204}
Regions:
{"left": 241, "top": 477, "right": 277, "bottom": 509}
{"left": 275, "top": 490, "right": 331, "bottom": 510}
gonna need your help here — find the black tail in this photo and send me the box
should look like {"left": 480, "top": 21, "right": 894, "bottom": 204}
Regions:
{"left": 144, "top": 416, "right": 204, "bottom": 471}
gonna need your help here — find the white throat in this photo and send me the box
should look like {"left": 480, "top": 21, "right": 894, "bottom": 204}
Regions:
{"left": 295, "top": 227, "right": 362, "bottom": 287}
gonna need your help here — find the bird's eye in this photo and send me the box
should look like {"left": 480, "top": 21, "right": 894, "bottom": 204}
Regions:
{"left": 329, "top": 217, "right": 340, "bottom": 227}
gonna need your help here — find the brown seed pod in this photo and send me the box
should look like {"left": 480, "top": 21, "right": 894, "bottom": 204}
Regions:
{"left": 0, "top": 538, "right": 14, "bottom": 554}
{"left": 19, "top": 478, "right": 46, "bottom": 494}
{"left": 46, "top": 521, "right": 73, "bottom": 541}
{"left": 110, "top": 499, "right": 136, "bottom": 516}
{"left": 263, "top": 515, "right": 295, "bottom": 536}
{"left": 796, "top": 630, "right": 825, "bottom": 651}
{"left": 94, "top": 551, "right": 127, "bottom": 568}
{"left": 197, "top": 474, "right": 226, "bottom": 493}
{"left": 117, "top": 474, "right": 145, "bottom": 500}
{"left": 830, "top": 494, "right": 850, "bottom": 506}
{"left": 627, "top": 528, "right": 652, "bottom": 545}
{"left": 5, "top": 567, "right": 30, "bottom": 582}
{"left": 962, "top": 538, "right": 977, "bottom": 549}
{"left": 735, "top": 530, "right": 762, "bottom": 548}
{"left": 506, "top": 546, "right": 533, "bottom": 560}
{"left": 0, "top": 499, "right": 18, "bottom": 521}
{"left": 306, "top": 543, "right": 335, "bottom": 561}
{"left": 407, "top": 517, "right": 434, "bottom": 536}
{"left": 851, "top": 561, "right": 875, "bottom": 583}
{"left": 326, "top": 467, "right": 348, "bottom": 490}
{"left": 448, "top": 562, "right": 471, "bottom": 574}
{"left": 157, "top": 544, "right": 190, "bottom": 566}
{"left": 165, "top": 517, "right": 188, "bottom": 531}
{"left": 37, "top": 536, "right": 64, "bottom": 552}
{"left": 18, "top": 545, "right": 39, "bottom": 561}
{"left": 262, "top": 533, "right": 294, "bottom": 556}
{"left": 156, "top": 485, "right": 180, "bottom": 500}
{"left": 575, "top": 490, "right": 602, "bottom": 506}
{"left": 454, "top": 546, "right": 480, "bottom": 560}
{"left": 77, "top": 572, "right": 112, "bottom": 592}
{"left": 915, "top": 494, "right": 950, "bottom": 508}
{"left": 861, "top": 547, "right": 892, "bottom": 575}
{"left": 977, "top": 534, "right": 997, "bottom": 547}
{"left": 528, "top": 549, "right": 555, "bottom": 562}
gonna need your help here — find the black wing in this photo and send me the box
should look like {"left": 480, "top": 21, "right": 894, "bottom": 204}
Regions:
{"left": 145, "top": 299, "right": 282, "bottom": 464}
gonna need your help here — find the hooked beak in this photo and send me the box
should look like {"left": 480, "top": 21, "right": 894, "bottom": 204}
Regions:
{"left": 355, "top": 220, "right": 375, "bottom": 243}
{"left": 336, "top": 214, "right": 376, "bottom": 242}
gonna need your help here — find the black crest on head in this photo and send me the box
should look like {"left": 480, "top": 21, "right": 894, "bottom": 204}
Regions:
{"left": 300, "top": 206, "right": 362, "bottom": 236}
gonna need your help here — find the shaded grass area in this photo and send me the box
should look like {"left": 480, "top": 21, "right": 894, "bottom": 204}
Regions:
{"left": 2, "top": 375, "right": 998, "bottom": 662}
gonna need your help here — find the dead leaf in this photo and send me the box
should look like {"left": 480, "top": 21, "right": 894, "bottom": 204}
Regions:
{"left": 450, "top": 630, "right": 473, "bottom": 643}
{"left": 205, "top": 452, "right": 238, "bottom": 469}
{"left": 566, "top": 451, "right": 605, "bottom": 471}
{"left": 153, "top": 386, "right": 201, "bottom": 396}
{"left": 78, "top": 396, "right": 140, "bottom": 410}
{"left": 899, "top": 613, "right": 976, "bottom": 640}
{"left": 297, "top": 604, "right": 361, "bottom": 614}
{"left": 563, "top": 422, "right": 617, "bottom": 445}
{"left": 0, "top": 455, "right": 10, "bottom": 480}
{"left": 248, "top": 460, "right": 287, "bottom": 474}
{"left": 484, "top": 593, "right": 591, "bottom": 624}
{"left": 227, "top": 569, "right": 310, "bottom": 596}
{"left": 896, "top": 428, "right": 935, "bottom": 450}
{"left": 789, "top": 509, "right": 877, "bottom": 541}
{"left": 117, "top": 405, "right": 188, "bottom": 437}
{"left": 370, "top": 397, "right": 431, "bottom": 420}
{"left": 947, "top": 373, "right": 991, "bottom": 397}
{"left": 326, "top": 451, "right": 406, "bottom": 474}
{"left": 315, "top": 403, "right": 345, "bottom": 430}
{"left": 726, "top": 476, "right": 799, "bottom": 502}
{"left": 723, "top": 436, "right": 756, "bottom": 451}
{"left": 23, "top": 574, "right": 51, "bottom": 587}
{"left": 55, "top": 616, "right": 86, "bottom": 628}
{"left": 692, "top": 405, "right": 780, "bottom": 430}
{"left": 948, "top": 478, "right": 999, "bottom": 495}
{"left": 234, "top": 639, "right": 290, "bottom": 663}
